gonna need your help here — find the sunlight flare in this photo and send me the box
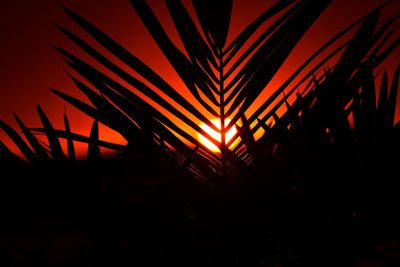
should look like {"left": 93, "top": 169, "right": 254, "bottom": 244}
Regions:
{"left": 198, "top": 119, "right": 237, "bottom": 152}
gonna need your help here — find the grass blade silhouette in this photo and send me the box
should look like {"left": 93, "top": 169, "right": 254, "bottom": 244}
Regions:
{"left": 13, "top": 113, "right": 49, "bottom": 160}
{"left": 88, "top": 120, "right": 100, "bottom": 160}
{"left": 36, "top": 105, "right": 66, "bottom": 160}
{"left": 388, "top": 64, "right": 400, "bottom": 126}
{"left": 64, "top": 112, "right": 76, "bottom": 161}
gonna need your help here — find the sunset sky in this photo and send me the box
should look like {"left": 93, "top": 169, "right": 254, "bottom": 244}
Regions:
{"left": 1, "top": 0, "right": 399, "bottom": 153}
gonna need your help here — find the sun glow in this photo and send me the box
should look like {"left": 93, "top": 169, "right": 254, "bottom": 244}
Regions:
{"left": 198, "top": 119, "right": 238, "bottom": 152}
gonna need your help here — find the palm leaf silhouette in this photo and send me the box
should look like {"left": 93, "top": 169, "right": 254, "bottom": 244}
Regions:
{"left": 0, "top": 2, "right": 399, "bottom": 265}
{"left": 1, "top": 106, "right": 124, "bottom": 163}
{"left": 44, "top": 0, "right": 398, "bottom": 182}
{"left": 3, "top": 0, "right": 395, "bottom": 184}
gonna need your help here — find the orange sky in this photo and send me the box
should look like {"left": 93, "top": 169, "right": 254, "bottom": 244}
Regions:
{"left": 1, "top": 0, "right": 399, "bottom": 156}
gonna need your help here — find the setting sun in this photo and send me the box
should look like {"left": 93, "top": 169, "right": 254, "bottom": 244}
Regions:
{"left": 198, "top": 119, "right": 237, "bottom": 152}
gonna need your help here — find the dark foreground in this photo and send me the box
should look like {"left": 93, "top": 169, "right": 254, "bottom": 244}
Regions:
{"left": 1, "top": 151, "right": 399, "bottom": 267}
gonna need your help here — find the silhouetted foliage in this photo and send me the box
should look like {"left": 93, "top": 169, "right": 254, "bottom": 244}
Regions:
{"left": 1, "top": 0, "right": 399, "bottom": 266}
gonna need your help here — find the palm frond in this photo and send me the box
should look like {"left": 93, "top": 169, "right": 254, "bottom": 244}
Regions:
{"left": 0, "top": 120, "right": 36, "bottom": 163}
{"left": 48, "top": 0, "right": 399, "bottom": 182}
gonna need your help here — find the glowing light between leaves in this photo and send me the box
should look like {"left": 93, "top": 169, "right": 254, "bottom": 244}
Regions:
{"left": 198, "top": 119, "right": 237, "bottom": 152}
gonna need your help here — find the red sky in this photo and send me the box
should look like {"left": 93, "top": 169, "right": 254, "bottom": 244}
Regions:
{"left": 1, "top": 0, "right": 399, "bottom": 154}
